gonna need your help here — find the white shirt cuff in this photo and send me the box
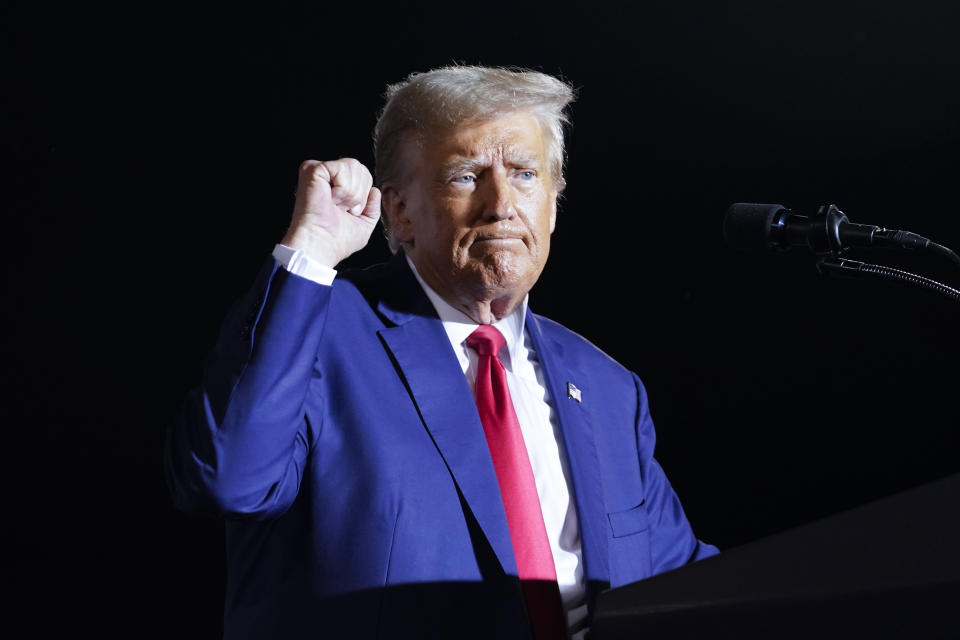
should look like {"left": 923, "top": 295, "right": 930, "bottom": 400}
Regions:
{"left": 272, "top": 244, "right": 337, "bottom": 286}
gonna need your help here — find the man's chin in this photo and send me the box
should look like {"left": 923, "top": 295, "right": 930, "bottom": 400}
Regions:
{"left": 467, "top": 240, "right": 527, "bottom": 266}
{"left": 462, "top": 255, "right": 541, "bottom": 293}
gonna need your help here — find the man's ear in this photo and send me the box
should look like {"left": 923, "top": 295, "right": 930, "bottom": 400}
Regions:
{"left": 381, "top": 186, "right": 415, "bottom": 245}
{"left": 548, "top": 190, "right": 558, "bottom": 234}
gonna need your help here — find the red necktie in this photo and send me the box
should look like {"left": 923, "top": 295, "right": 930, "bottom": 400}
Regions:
{"left": 467, "top": 325, "right": 566, "bottom": 640}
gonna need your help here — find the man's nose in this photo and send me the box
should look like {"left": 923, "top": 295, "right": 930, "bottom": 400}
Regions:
{"left": 480, "top": 170, "right": 517, "bottom": 221}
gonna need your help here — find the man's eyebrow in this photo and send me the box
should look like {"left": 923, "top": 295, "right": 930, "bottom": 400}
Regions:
{"left": 439, "top": 157, "right": 486, "bottom": 178}
{"left": 440, "top": 153, "right": 541, "bottom": 175}
{"left": 504, "top": 153, "right": 540, "bottom": 168}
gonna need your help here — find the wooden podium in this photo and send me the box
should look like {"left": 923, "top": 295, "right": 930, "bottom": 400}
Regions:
{"left": 592, "top": 474, "right": 960, "bottom": 639}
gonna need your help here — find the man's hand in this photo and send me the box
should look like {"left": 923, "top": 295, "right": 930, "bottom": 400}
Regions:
{"left": 281, "top": 159, "right": 382, "bottom": 267}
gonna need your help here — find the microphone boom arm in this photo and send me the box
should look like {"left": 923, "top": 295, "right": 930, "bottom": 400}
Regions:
{"left": 816, "top": 257, "right": 960, "bottom": 304}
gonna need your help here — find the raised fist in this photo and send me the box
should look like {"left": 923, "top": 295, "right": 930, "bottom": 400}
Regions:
{"left": 282, "top": 158, "right": 381, "bottom": 267}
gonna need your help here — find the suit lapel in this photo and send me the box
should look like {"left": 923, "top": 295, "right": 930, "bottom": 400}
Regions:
{"left": 374, "top": 255, "right": 518, "bottom": 575}
{"left": 525, "top": 311, "right": 611, "bottom": 592}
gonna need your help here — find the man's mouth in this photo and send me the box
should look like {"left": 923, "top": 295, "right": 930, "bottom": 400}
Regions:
{"left": 473, "top": 229, "right": 525, "bottom": 243}
{"left": 475, "top": 236, "right": 523, "bottom": 243}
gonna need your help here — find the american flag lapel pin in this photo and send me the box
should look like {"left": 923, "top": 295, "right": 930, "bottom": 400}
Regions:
{"left": 567, "top": 382, "right": 582, "bottom": 403}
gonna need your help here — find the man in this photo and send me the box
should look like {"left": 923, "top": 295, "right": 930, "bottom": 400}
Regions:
{"left": 166, "top": 66, "right": 717, "bottom": 639}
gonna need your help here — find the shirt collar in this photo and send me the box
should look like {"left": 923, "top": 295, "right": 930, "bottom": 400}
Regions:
{"left": 405, "top": 254, "right": 527, "bottom": 369}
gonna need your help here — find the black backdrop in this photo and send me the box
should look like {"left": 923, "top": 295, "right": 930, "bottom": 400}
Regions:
{"left": 7, "top": 0, "right": 959, "bottom": 635}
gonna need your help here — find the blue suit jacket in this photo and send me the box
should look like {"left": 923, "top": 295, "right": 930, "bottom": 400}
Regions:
{"left": 165, "top": 252, "right": 717, "bottom": 639}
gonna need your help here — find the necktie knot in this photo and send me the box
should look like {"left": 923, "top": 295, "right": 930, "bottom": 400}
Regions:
{"left": 466, "top": 325, "right": 506, "bottom": 358}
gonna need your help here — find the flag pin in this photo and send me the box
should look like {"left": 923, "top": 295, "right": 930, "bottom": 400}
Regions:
{"left": 567, "top": 382, "right": 582, "bottom": 402}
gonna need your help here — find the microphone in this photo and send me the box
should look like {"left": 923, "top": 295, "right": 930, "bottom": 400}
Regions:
{"left": 723, "top": 203, "right": 934, "bottom": 256}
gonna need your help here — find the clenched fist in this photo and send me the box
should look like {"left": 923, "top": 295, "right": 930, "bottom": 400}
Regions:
{"left": 281, "top": 158, "right": 381, "bottom": 267}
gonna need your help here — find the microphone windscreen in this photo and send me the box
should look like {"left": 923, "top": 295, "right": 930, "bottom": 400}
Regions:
{"left": 723, "top": 203, "right": 786, "bottom": 252}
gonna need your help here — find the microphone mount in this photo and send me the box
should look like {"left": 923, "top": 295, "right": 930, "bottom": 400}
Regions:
{"left": 770, "top": 203, "right": 847, "bottom": 255}
{"left": 724, "top": 202, "right": 960, "bottom": 305}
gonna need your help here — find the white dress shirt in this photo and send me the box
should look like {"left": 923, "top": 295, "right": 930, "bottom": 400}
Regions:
{"left": 272, "top": 244, "right": 588, "bottom": 638}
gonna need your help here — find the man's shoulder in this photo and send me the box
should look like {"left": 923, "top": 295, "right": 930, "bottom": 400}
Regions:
{"left": 331, "top": 257, "right": 409, "bottom": 306}
{"left": 332, "top": 255, "right": 437, "bottom": 324}
{"left": 335, "top": 259, "right": 391, "bottom": 294}
{"left": 529, "top": 312, "right": 633, "bottom": 379}
{"left": 335, "top": 253, "right": 415, "bottom": 294}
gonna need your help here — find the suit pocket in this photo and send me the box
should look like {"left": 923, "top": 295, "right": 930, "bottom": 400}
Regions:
{"left": 607, "top": 501, "right": 653, "bottom": 586}
{"left": 608, "top": 500, "right": 649, "bottom": 537}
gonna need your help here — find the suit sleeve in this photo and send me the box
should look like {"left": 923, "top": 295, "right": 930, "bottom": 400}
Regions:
{"left": 633, "top": 373, "right": 720, "bottom": 572}
{"left": 164, "top": 258, "right": 332, "bottom": 519}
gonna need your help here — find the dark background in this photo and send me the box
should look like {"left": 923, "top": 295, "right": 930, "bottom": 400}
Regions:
{"left": 7, "top": 0, "right": 958, "bottom": 635}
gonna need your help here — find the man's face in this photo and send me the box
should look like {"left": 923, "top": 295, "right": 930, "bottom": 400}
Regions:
{"left": 386, "top": 111, "right": 557, "bottom": 311}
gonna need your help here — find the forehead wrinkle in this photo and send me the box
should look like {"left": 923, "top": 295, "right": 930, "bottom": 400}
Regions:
{"left": 445, "top": 142, "right": 539, "bottom": 169}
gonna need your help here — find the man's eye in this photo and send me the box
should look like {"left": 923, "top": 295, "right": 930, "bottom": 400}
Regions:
{"left": 452, "top": 175, "right": 476, "bottom": 184}
{"left": 517, "top": 170, "right": 536, "bottom": 180}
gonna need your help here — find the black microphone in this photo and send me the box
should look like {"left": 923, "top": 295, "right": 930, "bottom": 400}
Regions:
{"left": 723, "top": 203, "right": 933, "bottom": 255}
